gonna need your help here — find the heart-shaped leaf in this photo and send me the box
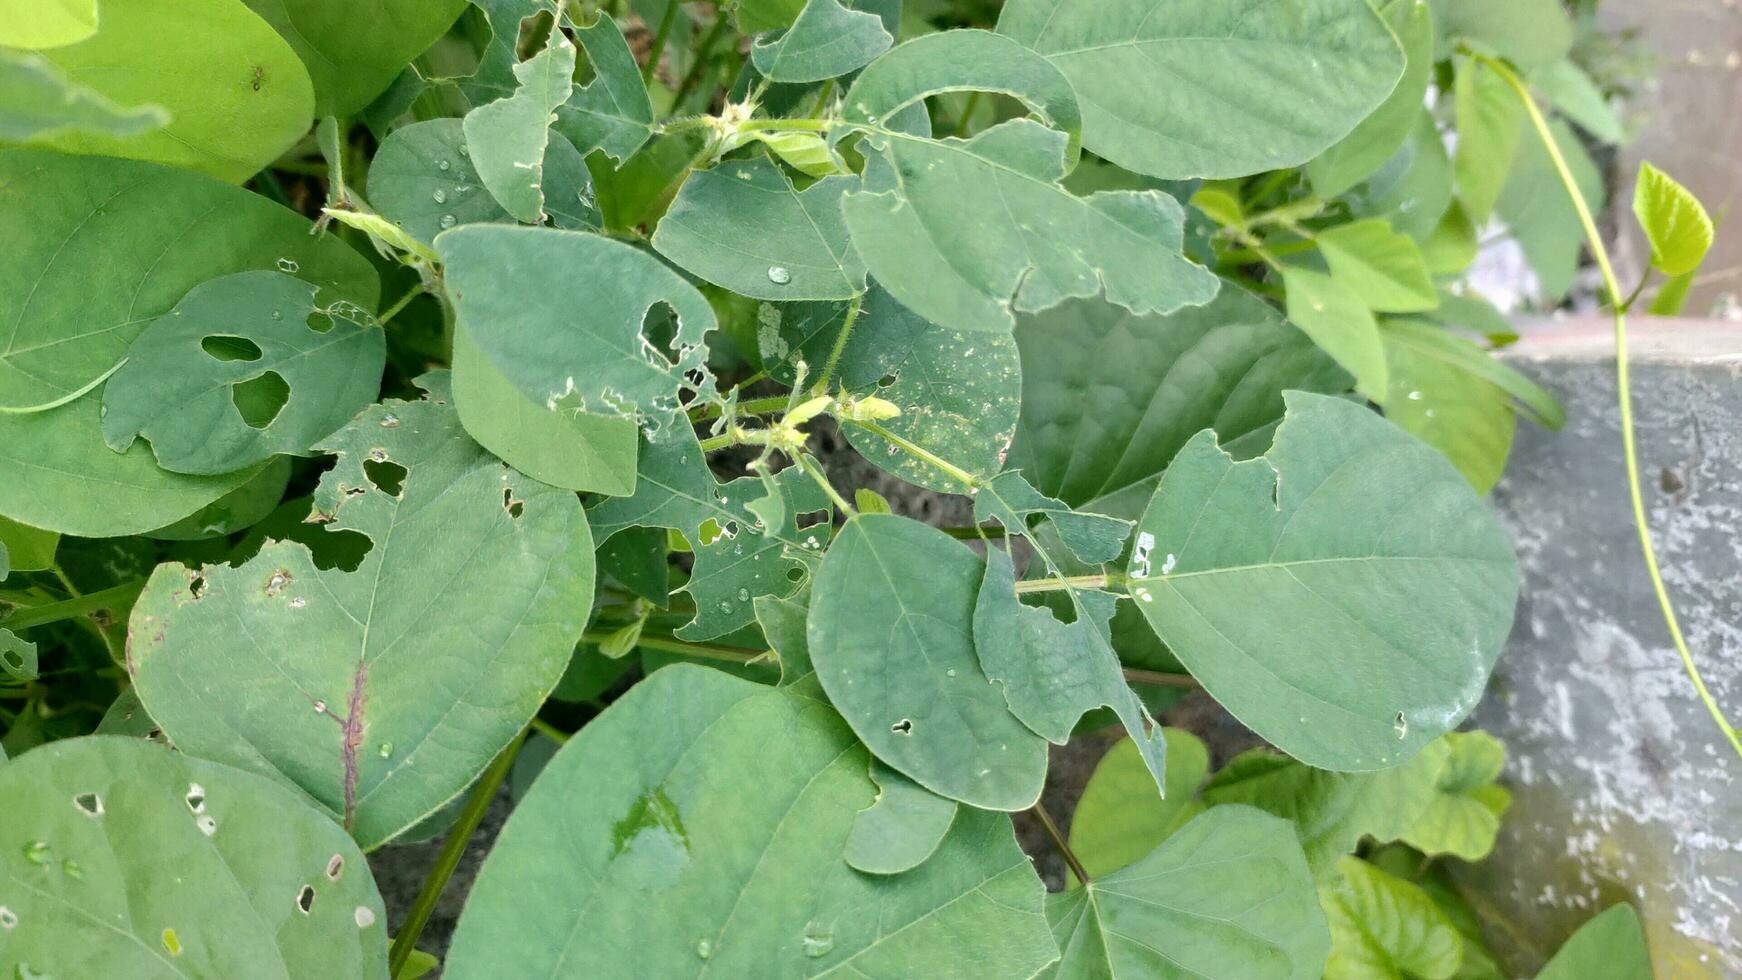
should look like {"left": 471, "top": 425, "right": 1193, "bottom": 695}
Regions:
{"left": 1067, "top": 730, "right": 1209, "bottom": 883}
{"left": 1321, "top": 856, "right": 1462, "bottom": 978}
{"left": 242, "top": 0, "right": 469, "bottom": 115}
{"left": 464, "top": 31, "right": 577, "bottom": 223}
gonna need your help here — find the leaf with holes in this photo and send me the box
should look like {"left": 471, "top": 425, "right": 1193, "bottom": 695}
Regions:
{"left": 973, "top": 471, "right": 1132, "bottom": 566}
{"left": 101, "top": 271, "right": 385, "bottom": 476}
{"left": 444, "top": 665, "right": 1058, "bottom": 978}
{"left": 1127, "top": 392, "right": 1518, "bottom": 772}
{"left": 750, "top": 0, "right": 892, "bottom": 83}
{"left": 0, "top": 736, "right": 387, "bottom": 976}
{"left": 552, "top": 14, "right": 654, "bottom": 164}
{"left": 463, "top": 31, "right": 577, "bottom": 223}
{"left": 1, "top": 628, "right": 36, "bottom": 680}
{"left": 128, "top": 376, "right": 595, "bottom": 849}
{"left": 243, "top": 0, "right": 469, "bottom": 115}
{"left": 808, "top": 514, "right": 1049, "bottom": 810}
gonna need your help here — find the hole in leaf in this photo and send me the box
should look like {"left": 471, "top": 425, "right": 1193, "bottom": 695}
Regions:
{"left": 185, "top": 783, "right": 206, "bottom": 813}
{"left": 363, "top": 459, "right": 407, "bottom": 496}
{"left": 201, "top": 335, "right": 262, "bottom": 362}
{"left": 876, "top": 375, "right": 897, "bottom": 388}
{"left": 73, "top": 792, "right": 103, "bottom": 817}
{"left": 515, "top": 8, "right": 555, "bottom": 59}
{"left": 503, "top": 488, "right": 524, "bottom": 519}
{"left": 161, "top": 927, "right": 181, "bottom": 956}
{"left": 640, "top": 301, "right": 679, "bottom": 359}
{"left": 305, "top": 310, "right": 335, "bottom": 334}
{"left": 0, "top": 907, "right": 15, "bottom": 929}
{"left": 188, "top": 575, "right": 206, "bottom": 599}
{"left": 890, "top": 719, "right": 913, "bottom": 735}
{"left": 233, "top": 371, "right": 290, "bottom": 429}
{"left": 326, "top": 854, "right": 345, "bottom": 880}
{"left": 296, "top": 885, "right": 315, "bottom": 914}
{"left": 786, "top": 567, "right": 805, "bottom": 583}
{"left": 1, "top": 650, "right": 23, "bottom": 672}
{"left": 795, "top": 509, "right": 829, "bottom": 529}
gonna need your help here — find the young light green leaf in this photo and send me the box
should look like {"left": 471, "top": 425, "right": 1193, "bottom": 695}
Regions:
{"left": 464, "top": 31, "right": 577, "bottom": 223}
{"left": 1533, "top": 59, "right": 1624, "bottom": 145}
{"left": 1454, "top": 59, "right": 1525, "bottom": 225}
{"left": 0, "top": 736, "right": 388, "bottom": 977}
{"left": 1307, "top": 0, "right": 1436, "bottom": 198}
{"left": 1067, "top": 730, "right": 1209, "bottom": 884}
{"left": 1632, "top": 162, "right": 1714, "bottom": 278}
{"left": 443, "top": 665, "right": 1058, "bottom": 978}
{"left": 1381, "top": 318, "right": 1517, "bottom": 493}
{"left": 437, "top": 225, "right": 715, "bottom": 419}
{"left": 0, "top": 516, "right": 58, "bottom": 572}
{"left": 1316, "top": 219, "right": 1440, "bottom": 313}
{"left": 1498, "top": 117, "right": 1604, "bottom": 302}
{"left": 1431, "top": 0, "right": 1573, "bottom": 70}
{"left": 100, "top": 271, "right": 386, "bottom": 476}
{"left": 751, "top": 0, "right": 892, "bottom": 83}
{"left": 652, "top": 157, "right": 865, "bottom": 301}
{"left": 843, "top": 118, "right": 1219, "bottom": 334}
{"left": 809, "top": 515, "right": 1050, "bottom": 810}
{"left": 1322, "top": 856, "right": 1463, "bottom": 978}
{"left": 242, "top": 0, "right": 469, "bottom": 115}
{"left": 997, "top": 0, "right": 1405, "bottom": 180}
{"left": 0, "top": 149, "right": 379, "bottom": 412}
{"left": 1128, "top": 392, "right": 1519, "bottom": 772}
{"left": 1045, "top": 806, "right": 1330, "bottom": 980}
{"left": 973, "top": 548, "right": 1165, "bottom": 794}
{"left": 1397, "top": 730, "right": 1509, "bottom": 860}
{"left": 452, "top": 322, "right": 637, "bottom": 496}
{"left": 974, "top": 471, "right": 1133, "bottom": 567}
{"left": 0, "top": 48, "right": 166, "bottom": 142}
{"left": 32, "top": 0, "right": 314, "bottom": 183}
{"left": 1421, "top": 202, "right": 1480, "bottom": 277}
{"left": 1008, "top": 289, "right": 1351, "bottom": 520}
{"left": 130, "top": 378, "right": 595, "bottom": 849}
{"left": 1537, "top": 905, "right": 1653, "bottom": 980}
{"left": 1282, "top": 266, "right": 1389, "bottom": 399}
{"left": 0, "top": 0, "right": 97, "bottom": 49}
{"left": 845, "top": 760, "right": 960, "bottom": 875}
{"left": 588, "top": 422, "right": 830, "bottom": 640}
{"left": 552, "top": 15, "right": 655, "bottom": 164}
{"left": 1351, "top": 111, "right": 1453, "bottom": 241}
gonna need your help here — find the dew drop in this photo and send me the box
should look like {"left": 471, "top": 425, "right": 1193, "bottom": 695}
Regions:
{"left": 801, "top": 922, "right": 835, "bottom": 958}
{"left": 276, "top": 258, "right": 300, "bottom": 273}
{"left": 696, "top": 939, "right": 713, "bottom": 960}
{"left": 23, "top": 841, "right": 50, "bottom": 865}
{"left": 945, "top": 669, "right": 957, "bottom": 678}
{"left": 438, "top": 159, "right": 452, "bottom": 172}
{"left": 766, "top": 266, "right": 792, "bottom": 285}
{"left": 354, "top": 906, "right": 376, "bottom": 928}
{"left": 61, "top": 858, "right": 83, "bottom": 880}
{"left": 432, "top": 188, "right": 448, "bottom": 204}
{"left": 378, "top": 742, "right": 394, "bottom": 758}
{"left": 736, "top": 588, "right": 750, "bottom": 602}
{"left": 379, "top": 412, "right": 401, "bottom": 428}
{"left": 439, "top": 214, "right": 457, "bottom": 229}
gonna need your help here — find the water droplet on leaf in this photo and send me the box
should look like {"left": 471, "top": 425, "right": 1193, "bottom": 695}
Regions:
{"left": 767, "top": 266, "right": 792, "bottom": 285}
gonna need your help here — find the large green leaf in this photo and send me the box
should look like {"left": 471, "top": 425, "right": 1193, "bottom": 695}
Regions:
{"left": 452, "top": 322, "right": 637, "bottom": 496}
{"left": 552, "top": 15, "right": 654, "bottom": 164}
{"left": 130, "top": 378, "right": 595, "bottom": 849}
{"left": 1307, "top": 0, "right": 1435, "bottom": 198}
{"left": 1497, "top": 117, "right": 1603, "bottom": 303}
{"left": 1315, "top": 220, "right": 1438, "bottom": 314}
{"left": 100, "top": 271, "right": 385, "bottom": 476}
{"left": 367, "top": 118, "right": 507, "bottom": 243}
{"left": 1281, "top": 266, "right": 1388, "bottom": 400}
{"left": 1127, "top": 392, "right": 1518, "bottom": 771}
{"left": 843, "top": 761, "right": 959, "bottom": 875}
{"left": 0, "top": 149, "right": 378, "bottom": 412}
{"left": 0, "top": 0, "right": 96, "bottom": 49}
{"left": 437, "top": 225, "right": 715, "bottom": 419}
{"left": 1045, "top": 806, "right": 1330, "bottom": 979}
{"left": 443, "top": 665, "right": 1059, "bottom": 978}
{"left": 1322, "top": 856, "right": 1462, "bottom": 979}
{"left": 463, "top": 32, "right": 576, "bottom": 223}
{"left": 1537, "top": 905, "right": 1652, "bottom": 980}
{"left": 843, "top": 118, "right": 1218, "bottom": 334}
{"left": 809, "top": 515, "right": 1050, "bottom": 810}
{"left": 31, "top": 0, "right": 314, "bottom": 183}
{"left": 0, "top": 48, "right": 166, "bottom": 142}
{"left": 0, "top": 517, "right": 57, "bottom": 572}
{"left": 751, "top": 0, "right": 892, "bottom": 83}
{"left": 1007, "top": 289, "right": 1351, "bottom": 520}
{"left": 997, "top": 0, "right": 1405, "bottom": 180}
{"left": 244, "top": 0, "right": 468, "bottom": 115}
{"left": 652, "top": 157, "right": 865, "bottom": 301}
{"left": 1396, "top": 731, "right": 1508, "bottom": 861}
{"left": 1380, "top": 318, "right": 1516, "bottom": 493}
{"left": 0, "top": 736, "right": 387, "bottom": 978}
{"left": 1066, "top": 729, "right": 1208, "bottom": 883}
{"left": 147, "top": 455, "right": 292, "bottom": 541}
{"left": 1632, "top": 162, "right": 1713, "bottom": 278}
{"left": 973, "top": 471, "right": 1132, "bottom": 567}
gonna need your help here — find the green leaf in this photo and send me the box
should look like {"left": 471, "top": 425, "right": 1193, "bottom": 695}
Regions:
{"left": 0, "top": 0, "right": 97, "bottom": 49}
{"left": 844, "top": 760, "right": 959, "bottom": 875}
{"left": 973, "top": 549, "right": 1165, "bottom": 791}
{"left": 370, "top": 118, "right": 513, "bottom": 244}
{"left": 997, "top": 0, "right": 1405, "bottom": 180}
{"left": 1421, "top": 202, "right": 1479, "bottom": 277}
{"left": 31, "top": 0, "right": 314, "bottom": 183}
{"left": 1380, "top": 319, "right": 1517, "bottom": 493}
{"left": 455, "top": 0, "right": 556, "bottom": 105}
{"left": 0, "top": 516, "right": 57, "bottom": 572}
{"left": 1632, "top": 162, "right": 1714, "bottom": 278}
{"left": 974, "top": 471, "right": 1133, "bottom": 567}
{"left": 1430, "top": 0, "right": 1572, "bottom": 71}
{"left": 464, "top": 32, "right": 577, "bottom": 223}
{"left": 1352, "top": 112, "right": 1453, "bottom": 241}
{"left": 1308, "top": 0, "right": 1437, "bottom": 198}
{"left": 1497, "top": 117, "right": 1603, "bottom": 303}
{"left": 0, "top": 736, "right": 388, "bottom": 976}
{"left": 588, "top": 422, "right": 830, "bottom": 640}
{"left": 1537, "top": 905, "right": 1652, "bottom": 980}
{"left": 1316, "top": 220, "right": 1439, "bottom": 313}
{"left": 1453, "top": 59, "right": 1524, "bottom": 225}
{"left": 130, "top": 378, "right": 595, "bottom": 849}
{"left": 1428, "top": 290, "right": 1519, "bottom": 347}
{"left": 1045, "top": 806, "right": 1330, "bottom": 979}
{"left": 753, "top": 593, "right": 815, "bottom": 685}
{"left": 809, "top": 515, "right": 1050, "bottom": 810}
{"left": 100, "top": 271, "right": 385, "bottom": 476}
{"left": 844, "top": 118, "right": 1219, "bottom": 334}
{"left": 437, "top": 225, "right": 715, "bottom": 419}
{"left": 0, "top": 149, "right": 379, "bottom": 412}
{"left": 243, "top": 0, "right": 469, "bottom": 115}
{"left": 552, "top": 14, "right": 654, "bottom": 164}
{"left": 761, "top": 285, "right": 927, "bottom": 390}
{"left": 1127, "top": 392, "right": 1519, "bottom": 771}
{"left": 1067, "top": 730, "right": 1209, "bottom": 882}
{"left": 148, "top": 456, "right": 293, "bottom": 541}
{"left": 652, "top": 157, "right": 865, "bottom": 301}
{"left": 1, "top": 627, "right": 37, "bottom": 680}
{"left": 1397, "top": 731, "right": 1508, "bottom": 860}
{"left": 443, "top": 665, "right": 1058, "bottom": 978}
{"left": 751, "top": 0, "right": 892, "bottom": 83}
{"left": 1008, "top": 288, "right": 1351, "bottom": 520}
{"left": 1533, "top": 59, "right": 1624, "bottom": 145}
{"left": 0, "top": 48, "right": 166, "bottom": 142}
{"left": 452, "top": 321, "right": 637, "bottom": 496}
{"left": 840, "top": 324, "right": 1022, "bottom": 494}
{"left": 1201, "top": 743, "right": 1446, "bottom": 878}
{"left": 1282, "top": 266, "right": 1389, "bottom": 399}
{"left": 1322, "top": 856, "right": 1463, "bottom": 979}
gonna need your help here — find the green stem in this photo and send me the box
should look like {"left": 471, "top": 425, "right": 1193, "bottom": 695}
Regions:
{"left": 376, "top": 283, "right": 425, "bottom": 325}
{"left": 953, "top": 90, "right": 983, "bottom": 137}
{"left": 1122, "top": 668, "right": 1200, "bottom": 690}
{"left": 642, "top": 0, "right": 680, "bottom": 84}
{"left": 697, "top": 431, "right": 734, "bottom": 452}
{"left": 813, "top": 292, "right": 865, "bottom": 394}
{"left": 671, "top": 6, "right": 730, "bottom": 108}
{"left": 1031, "top": 802, "right": 1091, "bottom": 887}
{"left": 848, "top": 419, "right": 982, "bottom": 490}
{"left": 0, "top": 581, "right": 146, "bottom": 632}
{"left": 795, "top": 453, "right": 855, "bottom": 518}
{"left": 1480, "top": 51, "right": 1742, "bottom": 763}
{"left": 738, "top": 117, "right": 832, "bottom": 133}
{"left": 582, "top": 630, "right": 766, "bottom": 665}
{"left": 1012, "top": 573, "right": 1122, "bottom": 595}
{"left": 940, "top": 525, "right": 1007, "bottom": 540}
{"left": 690, "top": 394, "right": 788, "bottom": 423}
{"left": 528, "top": 716, "right": 571, "bottom": 744}
{"left": 387, "top": 727, "right": 528, "bottom": 978}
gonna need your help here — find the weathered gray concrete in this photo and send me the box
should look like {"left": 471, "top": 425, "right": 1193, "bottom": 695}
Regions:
{"left": 1457, "top": 317, "right": 1742, "bottom": 977}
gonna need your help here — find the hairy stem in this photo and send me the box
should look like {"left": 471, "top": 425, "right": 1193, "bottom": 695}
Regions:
{"left": 847, "top": 419, "right": 982, "bottom": 490}
{"left": 1011, "top": 573, "right": 1123, "bottom": 595}
{"left": 641, "top": 0, "right": 679, "bottom": 84}
{"left": 581, "top": 629, "right": 767, "bottom": 666}
{"left": 0, "top": 581, "right": 146, "bottom": 633}
{"left": 813, "top": 291, "right": 865, "bottom": 395}
{"left": 671, "top": 6, "right": 731, "bottom": 108}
